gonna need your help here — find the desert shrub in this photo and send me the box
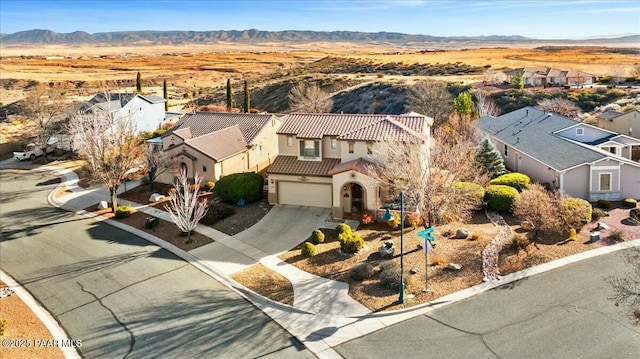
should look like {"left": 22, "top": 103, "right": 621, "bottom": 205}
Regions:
{"left": 406, "top": 213, "right": 420, "bottom": 228}
{"left": 378, "top": 261, "right": 413, "bottom": 289}
{"left": 310, "top": 229, "right": 325, "bottom": 244}
{"left": 301, "top": 242, "right": 317, "bottom": 257}
{"left": 511, "top": 233, "right": 530, "bottom": 250}
{"left": 561, "top": 197, "right": 592, "bottom": 229}
{"left": 0, "top": 318, "right": 6, "bottom": 337}
{"left": 441, "top": 228, "right": 455, "bottom": 238}
{"left": 350, "top": 262, "right": 375, "bottom": 281}
{"left": 336, "top": 223, "right": 352, "bottom": 236}
{"left": 607, "top": 230, "right": 625, "bottom": 243}
{"left": 622, "top": 198, "right": 638, "bottom": 208}
{"left": 385, "top": 213, "right": 401, "bottom": 229}
{"left": 513, "top": 184, "right": 563, "bottom": 235}
{"left": 338, "top": 231, "right": 364, "bottom": 254}
{"left": 213, "top": 172, "right": 264, "bottom": 204}
{"left": 596, "top": 199, "right": 612, "bottom": 209}
{"left": 469, "top": 233, "right": 482, "bottom": 241}
{"left": 592, "top": 208, "right": 606, "bottom": 221}
{"left": 485, "top": 185, "right": 519, "bottom": 212}
{"left": 115, "top": 205, "right": 132, "bottom": 219}
{"left": 489, "top": 173, "right": 531, "bottom": 191}
{"left": 453, "top": 181, "right": 485, "bottom": 209}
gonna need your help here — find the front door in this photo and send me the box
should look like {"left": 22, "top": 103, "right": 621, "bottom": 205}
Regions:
{"left": 351, "top": 183, "right": 363, "bottom": 213}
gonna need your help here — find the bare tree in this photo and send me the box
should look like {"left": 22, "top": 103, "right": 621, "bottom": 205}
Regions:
{"left": 608, "top": 247, "right": 640, "bottom": 324}
{"left": 369, "top": 127, "right": 490, "bottom": 227}
{"left": 164, "top": 169, "right": 209, "bottom": 244}
{"left": 21, "top": 85, "right": 68, "bottom": 161}
{"left": 288, "top": 82, "right": 333, "bottom": 113}
{"left": 483, "top": 68, "right": 499, "bottom": 86}
{"left": 610, "top": 65, "right": 628, "bottom": 87}
{"left": 144, "top": 144, "right": 177, "bottom": 191}
{"left": 473, "top": 90, "right": 500, "bottom": 117}
{"left": 537, "top": 98, "right": 582, "bottom": 118}
{"left": 67, "top": 94, "right": 146, "bottom": 213}
{"left": 406, "top": 81, "right": 454, "bottom": 128}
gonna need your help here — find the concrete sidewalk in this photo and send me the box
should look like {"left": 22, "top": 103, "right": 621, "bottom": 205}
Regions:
{"left": 14, "top": 162, "right": 640, "bottom": 359}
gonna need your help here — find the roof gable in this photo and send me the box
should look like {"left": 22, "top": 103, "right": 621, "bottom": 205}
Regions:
{"left": 186, "top": 125, "right": 247, "bottom": 161}
{"left": 166, "top": 112, "right": 277, "bottom": 143}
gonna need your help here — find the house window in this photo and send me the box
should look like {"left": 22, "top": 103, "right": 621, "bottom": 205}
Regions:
{"left": 287, "top": 136, "right": 293, "bottom": 147}
{"left": 504, "top": 144, "right": 508, "bottom": 156}
{"left": 348, "top": 142, "right": 355, "bottom": 154}
{"left": 599, "top": 173, "right": 611, "bottom": 191}
{"left": 576, "top": 128, "right": 584, "bottom": 136}
{"left": 202, "top": 165, "right": 207, "bottom": 172}
{"left": 300, "top": 140, "right": 319, "bottom": 158}
{"left": 331, "top": 138, "right": 337, "bottom": 149}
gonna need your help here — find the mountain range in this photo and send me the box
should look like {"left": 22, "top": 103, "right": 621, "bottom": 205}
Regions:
{"left": 1, "top": 29, "right": 638, "bottom": 46}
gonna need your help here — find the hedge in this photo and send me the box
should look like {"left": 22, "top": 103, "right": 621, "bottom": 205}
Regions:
{"left": 213, "top": 172, "right": 264, "bottom": 204}
{"left": 489, "top": 173, "right": 531, "bottom": 192}
{"left": 485, "top": 185, "right": 519, "bottom": 212}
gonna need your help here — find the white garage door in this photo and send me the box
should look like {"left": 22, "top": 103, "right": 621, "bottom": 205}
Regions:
{"left": 278, "top": 181, "right": 332, "bottom": 208}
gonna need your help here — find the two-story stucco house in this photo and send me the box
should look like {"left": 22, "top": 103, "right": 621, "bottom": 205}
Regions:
{"left": 81, "top": 92, "right": 168, "bottom": 133}
{"left": 267, "top": 113, "right": 431, "bottom": 219}
{"left": 157, "top": 112, "right": 282, "bottom": 184}
{"left": 596, "top": 109, "right": 640, "bottom": 140}
{"left": 478, "top": 106, "right": 640, "bottom": 201}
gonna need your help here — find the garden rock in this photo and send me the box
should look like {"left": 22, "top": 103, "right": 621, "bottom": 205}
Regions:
{"left": 455, "top": 228, "right": 468, "bottom": 239}
{"left": 410, "top": 267, "right": 419, "bottom": 274}
{"left": 378, "top": 244, "right": 395, "bottom": 258}
{"left": 149, "top": 193, "right": 165, "bottom": 202}
{"left": 98, "top": 201, "right": 108, "bottom": 210}
{"left": 446, "top": 263, "right": 462, "bottom": 271}
{"left": 521, "top": 221, "right": 535, "bottom": 232}
{"left": 597, "top": 222, "right": 609, "bottom": 230}
{"left": 0, "top": 287, "right": 13, "bottom": 298}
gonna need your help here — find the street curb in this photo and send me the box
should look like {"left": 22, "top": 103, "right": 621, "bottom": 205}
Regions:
{"left": 0, "top": 270, "right": 82, "bottom": 359}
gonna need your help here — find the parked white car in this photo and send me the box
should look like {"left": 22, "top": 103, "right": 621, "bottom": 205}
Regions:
{"left": 13, "top": 141, "right": 58, "bottom": 161}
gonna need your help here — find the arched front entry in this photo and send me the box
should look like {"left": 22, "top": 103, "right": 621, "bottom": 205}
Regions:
{"left": 342, "top": 182, "right": 365, "bottom": 215}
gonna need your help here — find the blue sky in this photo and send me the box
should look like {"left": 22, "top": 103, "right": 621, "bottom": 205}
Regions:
{"left": 1, "top": 0, "right": 638, "bottom": 39}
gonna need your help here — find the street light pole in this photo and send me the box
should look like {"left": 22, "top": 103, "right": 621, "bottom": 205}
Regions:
{"left": 399, "top": 191, "right": 405, "bottom": 304}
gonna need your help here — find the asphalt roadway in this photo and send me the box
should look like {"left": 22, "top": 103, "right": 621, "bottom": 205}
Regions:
{"left": 0, "top": 168, "right": 314, "bottom": 359}
{"left": 336, "top": 247, "right": 640, "bottom": 359}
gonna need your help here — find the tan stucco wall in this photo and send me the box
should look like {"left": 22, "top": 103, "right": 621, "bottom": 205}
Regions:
{"left": 597, "top": 111, "right": 640, "bottom": 139}
{"left": 278, "top": 135, "right": 298, "bottom": 156}
{"left": 322, "top": 137, "right": 341, "bottom": 159}
{"left": 340, "top": 141, "right": 369, "bottom": 162}
{"left": 620, "top": 165, "right": 640, "bottom": 199}
{"left": 331, "top": 170, "right": 379, "bottom": 219}
{"left": 562, "top": 165, "right": 590, "bottom": 199}
{"left": 246, "top": 117, "right": 281, "bottom": 172}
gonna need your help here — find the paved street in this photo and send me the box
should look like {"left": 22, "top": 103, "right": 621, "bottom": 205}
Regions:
{"left": 336, "top": 248, "right": 640, "bottom": 359}
{"left": 0, "top": 169, "right": 314, "bottom": 358}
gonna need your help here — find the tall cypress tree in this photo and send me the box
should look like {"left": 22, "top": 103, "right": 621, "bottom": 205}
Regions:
{"left": 136, "top": 71, "right": 142, "bottom": 93}
{"left": 226, "top": 79, "right": 233, "bottom": 112}
{"left": 163, "top": 79, "right": 169, "bottom": 111}
{"left": 475, "top": 137, "right": 506, "bottom": 178}
{"left": 243, "top": 80, "right": 250, "bottom": 113}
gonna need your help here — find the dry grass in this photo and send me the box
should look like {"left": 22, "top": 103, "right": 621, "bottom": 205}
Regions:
{"left": 0, "top": 282, "right": 65, "bottom": 359}
{"left": 230, "top": 264, "right": 294, "bottom": 305}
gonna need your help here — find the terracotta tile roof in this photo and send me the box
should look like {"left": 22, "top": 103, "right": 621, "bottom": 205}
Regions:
{"left": 267, "top": 156, "right": 341, "bottom": 177}
{"left": 327, "top": 158, "right": 378, "bottom": 176}
{"left": 186, "top": 125, "right": 248, "bottom": 161}
{"left": 166, "top": 112, "right": 279, "bottom": 143}
{"left": 277, "top": 113, "right": 429, "bottom": 142}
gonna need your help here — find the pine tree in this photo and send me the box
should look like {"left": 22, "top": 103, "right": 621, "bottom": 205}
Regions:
{"left": 226, "top": 79, "right": 233, "bottom": 112}
{"left": 243, "top": 80, "right": 250, "bottom": 113}
{"left": 163, "top": 79, "right": 169, "bottom": 111}
{"left": 512, "top": 72, "right": 524, "bottom": 90}
{"left": 453, "top": 91, "right": 475, "bottom": 118}
{"left": 136, "top": 71, "right": 142, "bottom": 93}
{"left": 475, "top": 137, "right": 506, "bottom": 178}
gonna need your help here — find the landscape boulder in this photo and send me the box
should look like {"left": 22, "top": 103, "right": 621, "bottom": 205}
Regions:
{"left": 98, "top": 201, "right": 108, "bottom": 210}
{"left": 521, "top": 221, "right": 535, "bottom": 232}
{"left": 597, "top": 222, "right": 609, "bottom": 230}
{"left": 149, "top": 193, "right": 166, "bottom": 202}
{"left": 378, "top": 241, "right": 395, "bottom": 258}
{"left": 630, "top": 208, "right": 640, "bottom": 222}
{"left": 454, "top": 228, "right": 468, "bottom": 239}
{"left": 446, "top": 263, "right": 462, "bottom": 271}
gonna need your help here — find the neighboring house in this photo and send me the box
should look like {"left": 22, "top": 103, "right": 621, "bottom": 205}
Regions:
{"left": 157, "top": 112, "right": 282, "bottom": 184}
{"left": 596, "top": 109, "right": 640, "bottom": 139}
{"left": 478, "top": 106, "right": 640, "bottom": 201}
{"left": 504, "top": 67, "right": 593, "bottom": 87}
{"left": 267, "top": 113, "right": 431, "bottom": 219}
{"left": 80, "top": 92, "right": 168, "bottom": 133}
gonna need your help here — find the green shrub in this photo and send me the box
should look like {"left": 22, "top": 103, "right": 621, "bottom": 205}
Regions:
{"left": 622, "top": 198, "right": 637, "bottom": 208}
{"left": 310, "top": 229, "right": 325, "bottom": 244}
{"left": 336, "top": 223, "right": 352, "bottom": 236}
{"left": 489, "top": 173, "right": 531, "bottom": 191}
{"left": 485, "top": 185, "right": 519, "bottom": 212}
{"left": 213, "top": 172, "right": 264, "bottom": 204}
{"left": 115, "top": 205, "right": 132, "bottom": 219}
{"left": 204, "top": 181, "right": 215, "bottom": 192}
{"left": 453, "top": 181, "right": 485, "bottom": 209}
{"left": 301, "top": 242, "right": 317, "bottom": 257}
{"left": 378, "top": 261, "right": 413, "bottom": 290}
{"left": 350, "top": 262, "right": 375, "bottom": 281}
{"left": 561, "top": 197, "right": 592, "bottom": 228}
{"left": 338, "top": 231, "right": 364, "bottom": 254}
{"left": 592, "top": 208, "right": 606, "bottom": 221}
{"left": 596, "top": 199, "right": 612, "bottom": 209}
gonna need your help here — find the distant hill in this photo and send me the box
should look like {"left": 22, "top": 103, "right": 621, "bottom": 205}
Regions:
{"left": 1, "top": 28, "right": 637, "bottom": 46}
